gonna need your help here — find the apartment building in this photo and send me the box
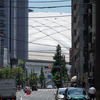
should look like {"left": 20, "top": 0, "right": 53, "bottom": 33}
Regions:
{"left": 0, "top": 0, "right": 28, "bottom": 67}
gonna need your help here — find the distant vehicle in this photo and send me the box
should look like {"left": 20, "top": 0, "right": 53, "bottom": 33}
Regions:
{"left": 23, "top": 86, "right": 31, "bottom": 93}
{"left": 54, "top": 86, "right": 57, "bottom": 89}
{"left": 54, "top": 88, "right": 66, "bottom": 100}
{"left": 0, "top": 78, "right": 16, "bottom": 100}
{"left": 32, "top": 85, "right": 38, "bottom": 91}
{"left": 47, "top": 85, "right": 53, "bottom": 89}
{"left": 63, "top": 87, "right": 90, "bottom": 100}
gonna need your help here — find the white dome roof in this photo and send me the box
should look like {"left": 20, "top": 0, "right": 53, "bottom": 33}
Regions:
{"left": 28, "top": 12, "right": 71, "bottom": 62}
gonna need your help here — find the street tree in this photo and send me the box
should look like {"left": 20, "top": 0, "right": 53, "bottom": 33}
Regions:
{"left": 20, "top": 60, "right": 26, "bottom": 71}
{"left": 0, "top": 66, "right": 25, "bottom": 85}
{"left": 39, "top": 66, "right": 45, "bottom": 88}
{"left": 29, "top": 71, "right": 38, "bottom": 86}
{"left": 0, "top": 66, "right": 12, "bottom": 78}
{"left": 52, "top": 71, "right": 61, "bottom": 87}
{"left": 51, "top": 44, "right": 70, "bottom": 87}
{"left": 12, "top": 66, "right": 25, "bottom": 85}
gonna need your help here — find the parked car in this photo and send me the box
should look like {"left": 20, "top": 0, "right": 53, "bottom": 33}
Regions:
{"left": 54, "top": 88, "right": 66, "bottom": 100}
{"left": 23, "top": 86, "right": 31, "bottom": 93}
{"left": 47, "top": 85, "right": 53, "bottom": 89}
{"left": 32, "top": 85, "right": 38, "bottom": 91}
{"left": 63, "top": 87, "right": 90, "bottom": 100}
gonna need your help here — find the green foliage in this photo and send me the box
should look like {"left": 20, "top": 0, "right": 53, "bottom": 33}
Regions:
{"left": 51, "top": 44, "right": 70, "bottom": 87}
{"left": 0, "top": 66, "right": 12, "bottom": 78}
{"left": 52, "top": 71, "right": 61, "bottom": 88}
{"left": 20, "top": 61, "right": 26, "bottom": 65}
{"left": 53, "top": 44, "right": 62, "bottom": 66}
{"left": 12, "top": 66, "right": 25, "bottom": 85}
{"left": 39, "top": 66, "right": 45, "bottom": 84}
{"left": 0, "top": 66, "right": 25, "bottom": 85}
{"left": 29, "top": 71, "right": 38, "bottom": 85}
{"left": 51, "top": 44, "right": 64, "bottom": 74}
{"left": 20, "top": 60, "right": 26, "bottom": 71}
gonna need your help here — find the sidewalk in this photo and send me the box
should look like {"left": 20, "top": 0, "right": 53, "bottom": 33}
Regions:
{"left": 17, "top": 89, "right": 22, "bottom": 92}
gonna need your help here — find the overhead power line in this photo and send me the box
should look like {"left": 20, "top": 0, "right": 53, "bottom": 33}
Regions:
{"left": 1, "top": 15, "right": 71, "bottom": 19}
{"left": 4, "top": 0, "right": 71, "bottom": 3}
{"left": 4, "top": 5, "right": 71, "bottom": 9}
{"left": 2, "top": 36, "right": 70, "bottom": 49}
{"left": 3, "top": 2, "right": 95, "bottom": 9}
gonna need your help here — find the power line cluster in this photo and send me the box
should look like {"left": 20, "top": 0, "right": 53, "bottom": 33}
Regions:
{"left": 4, "top": 0, "right": 71, "bottom": 3}
{"left": 1, "top": 2, "right": 95, "bottom": 9}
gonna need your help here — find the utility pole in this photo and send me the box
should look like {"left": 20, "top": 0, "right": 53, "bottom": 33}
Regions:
{"left": 10, "top": 0, "right": 12, "bottom": 75}
{"left": 63, "top": 55, "right": 65, "bottom": 85}
{"left": 31, "top": 69, "right": 34, "bottom": 86}
{"left": 25, "top": 66, "right": 27, "bottom": 85}
{"left": 60, "top": 65, "right": 63, "bottom": 87}
{"left": 31, "top": 69, "right": 32, "bottom": 86}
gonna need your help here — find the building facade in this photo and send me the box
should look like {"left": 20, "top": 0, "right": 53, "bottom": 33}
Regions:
{"left": 71, "top": 0, "right": 100, "bottom": 98}
{"left": 71, "top": 0, "right": 85, "bottom": 87}
{"left": 25, "top": 60, "right": 55, "bottom": 88}
{"left": 0, "top": 0, "right": 28, "bottom": 67}
{"left": 71, "top": 0, "right": 95, "bottom": 89}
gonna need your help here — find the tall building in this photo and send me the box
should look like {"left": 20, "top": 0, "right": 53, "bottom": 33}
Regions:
{"left": 71, "top": 0, "right": 85, "bottom": 87}
{"left": 71, "top": 0, "right": 95, "bottom": 88}
{"left": 0, "top": 0, "right": 28, "bottom": 67}
{"left": 95, "top": 0, "right": 100, "bottom": 99}
{"left": 72, "top": 0, "right": 100, "bottom": 99}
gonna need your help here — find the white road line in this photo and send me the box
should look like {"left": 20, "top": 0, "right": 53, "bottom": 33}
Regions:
{"left": 20, "top": 97, "right": 22, "bottom": 100}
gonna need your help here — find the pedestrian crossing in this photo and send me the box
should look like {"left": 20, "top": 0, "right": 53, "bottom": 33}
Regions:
{"left": 17, "top": 89, "right": 57, "bottom": 100}
{"left": 38, "top": 89, "right": 57, "bottom": 91}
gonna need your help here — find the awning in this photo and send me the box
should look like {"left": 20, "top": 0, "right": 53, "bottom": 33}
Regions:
{"left": 71, "top": 76, "right": 77, "bottom": 82}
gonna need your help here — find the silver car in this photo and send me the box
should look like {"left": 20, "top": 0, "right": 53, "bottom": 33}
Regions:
{"left": 54, "top": 88, "right": 66, "bottom": 100}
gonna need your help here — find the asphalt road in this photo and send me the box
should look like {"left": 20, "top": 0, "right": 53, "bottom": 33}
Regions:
{"left": 17, "top": 89, "right": 57, "bottom": 100}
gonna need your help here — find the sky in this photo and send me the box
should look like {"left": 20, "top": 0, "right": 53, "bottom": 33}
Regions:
{"left": 28, "top": 0, "right": 71, "bottom": 13}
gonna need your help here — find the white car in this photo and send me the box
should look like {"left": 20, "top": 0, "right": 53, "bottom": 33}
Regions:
{"left": 47, "top": 85, "right": 53, "bottom": 89}
{"left": 54, "top": 88, "right": 66, "bottom": 100}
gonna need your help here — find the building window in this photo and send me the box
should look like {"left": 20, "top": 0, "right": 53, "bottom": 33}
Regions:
{"left": 0, "top": 29, "right": 4, "bottom": 34}
{"left": 74, "top": 42, "right": 76, "bottom": 48}
{"left": 0, "top": 10, "right": 4, "bottom": 17}
{"left": 0, "top": 3, "right": 4, "bottom": 8}
{"left": 74, "top": 29, "right": 76, "bottom": 36}
{"left": 0, "top": 20, "right": 4, "bottom": 27}
{"left": 74, "top": 4, "right": 76, "bottom": 10}
{"left": 83, "top": 0, "right": 89, "bottom": 3}
{"left": 74, "top": 17, "right": 76, "bottom": 23}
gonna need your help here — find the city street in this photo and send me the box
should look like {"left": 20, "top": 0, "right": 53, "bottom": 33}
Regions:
{"left": 17, "top": 89, "right": 57, "bottom": 100}
{"left": 1, "top": 0, "right": 100, "bottom": 99}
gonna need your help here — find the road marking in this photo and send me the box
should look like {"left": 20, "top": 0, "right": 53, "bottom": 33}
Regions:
{"left": 20, "top": 97, "right": 22, "bottom": 100}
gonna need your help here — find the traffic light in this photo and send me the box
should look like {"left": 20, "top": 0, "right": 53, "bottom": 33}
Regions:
{"left": 48, "top": 66, "right": 51, "bottom": 68}
{"left": 45, "top": 66, "right": 51, "bottom": 68}
{"left": 45, "top": 66, "right": 48, "bottom": 68}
